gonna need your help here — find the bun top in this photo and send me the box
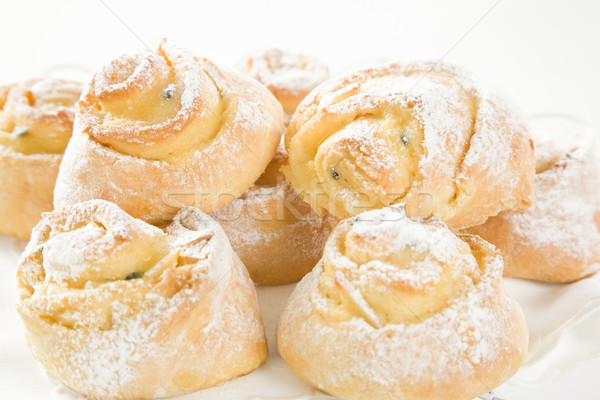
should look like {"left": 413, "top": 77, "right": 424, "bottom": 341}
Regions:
{"left": 282, "top": 60, "right": 535, "bottom": 228}
{"left": 0, "top": 78, "right": 82, "bottom": 154}
{"left": 316, "top": 205, "right": 497, "bottom": 328}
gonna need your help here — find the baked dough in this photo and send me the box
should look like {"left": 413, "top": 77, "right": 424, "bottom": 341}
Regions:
{"left": 213, "top": 49, "right": 334, "bottom": 285}
{"left": 54, "top": 40, "right": 284, "bottom": 225}
{"left": 241, "top": 48, "right": 329, "bottom": 120}
{"left": 0, "top": 78, "right": 82, "bottom": 239}
{"left": 212, "top": 142, "right": 337, "bottom": 285}
{"left": 17, "top": 200, "right": 267, "bottom": 400}
{"left": 467, "top": 124, "right": 600, "bottom": 282}
{"left": 282, "top": 60, "right": 535, "bottom": 229}
{"left": 277, "top": 205, "right": 528, "bottom": 400}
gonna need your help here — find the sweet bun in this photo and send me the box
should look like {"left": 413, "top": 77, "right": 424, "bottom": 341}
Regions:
{"left": 467, "top": 117, "right": 600, "bottom": 282}
{"left": 241, "top": 48, "right": 329, "bottom": 120}
{"left": 277, "top": 205, "right": 528, "bottom": 400}
{"left": 282, "top": 61, "right": 535, "bottom": 229}
{"left": 17, "top": 200, "right": 267, "bottom": 399}
{"left": 212, "top": 143, "right": 337, "bottom": 285}
{"left": 213, "top": 49, "right": 334, "bottom": 285}
{"left": 0, "top": 78, "right": 82, "bottom": 239}
{"left": 54, "top": 40, "right": 283, "bottom": 225}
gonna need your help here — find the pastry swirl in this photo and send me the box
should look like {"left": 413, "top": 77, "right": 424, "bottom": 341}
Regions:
{"left": 282, "top": 61, "right": 535, "bottom": 229}
{"left": 0, "top": 78, "right": 82, "bottom": 239}
{"left": 467, "top": 119, "right": 600, "bottom": 282}
{"left": 277, "top": 206, "right": 528, "bottom": 400}
{"left": 54, "top": 40, "right": 284, "bottom": 224}
{"left": 17, "top": 200, "right": 267, "bottom": 399}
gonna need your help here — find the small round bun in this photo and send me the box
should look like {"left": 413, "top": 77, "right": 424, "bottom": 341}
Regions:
{"left": 467, "top": 117, "right": 600, "bottom": 282}
{"left": 212, "top": 141, "right": 337, "bottom": 285}
{"left": 17, "top": 200, "right": 267, "bottom": 400}
{"left": 241, "top": 48, "right": 330, "bottom": 118}
{"left": 0, "top": 78, "right": 82, "bottom": 239}
{"left": 277, "top": 206, "right": 528, "bottom": 400}
{"left": 54, "top": 40, "right": 283, "bottom": 225}
{"left": 282, "top": 60, "right": 535, "bottom": 229}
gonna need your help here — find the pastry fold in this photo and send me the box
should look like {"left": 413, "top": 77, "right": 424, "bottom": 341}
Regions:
{"left": 54, "top": 40, "right": 284, "bottom": 224}
{"left": 17, "top": 200, "right": 267, "bottom": 400}
{"left": 277, "top": 206, "right": 528, "bottom": 400}
{"left": 282, "top": 61, "right": 535, "bottom": 229}
{"left": 0, "top": 78, "right": 82, "bottom": 239}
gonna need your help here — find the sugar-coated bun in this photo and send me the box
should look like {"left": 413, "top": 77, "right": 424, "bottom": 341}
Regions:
{"left": 467, "top": 122, "right": 600, "bottom": 282}
{"left": 17, "top": 200, "right": 267, "bottom": 400}
{"left": 0, "top": 78, "right": 82, "bottom": 239}
{"left": 54, "top": 40, "right": 284, "bottom": 225}
{"left": 282, "top": 60, "right": 535, "bottom": 229}
{"left": 277, "top": 205, "right": 528, "bottom": 400}
{"left": 213, "top": 141, "right": 337, "bottom": 285}
{"left": 241, "top": 48, "right": 329, "bottom": 118}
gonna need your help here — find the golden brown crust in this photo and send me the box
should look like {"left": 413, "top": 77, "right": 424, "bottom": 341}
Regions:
{"left": 0, "top": 78, "right": 82, "bottom": 239}
{"left": 466, "top": 132, "right": 600, "bottom": 283}
{"left": 282, "top": 60, "right": 535, "bottom": 229}
{"left": 16, "top": 200, "right": 267, "bottom": 399}
{"left": 54, "top": 41, "right": 284, "bottom": 225}
{"left": 277, "top": 206, "right": 528, "bottom": 400}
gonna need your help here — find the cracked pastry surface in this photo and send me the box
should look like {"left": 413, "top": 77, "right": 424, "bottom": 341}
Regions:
{"left": 277, "top": 206, "right": 528, "bottom": 400}
{"left": 281, "top": 60, "right": 535, "bottom": 229}
{"left": 54, "top": 40, "right": 284, "bottom": 225}
{"left": 0, "top": 78, "right": 82, "bottom": 239}
{"left": 17, "top": 200, "right": 267, "bottom": 400}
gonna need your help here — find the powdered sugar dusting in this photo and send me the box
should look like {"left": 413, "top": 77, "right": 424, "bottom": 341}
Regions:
{"left": 284, "top": 60, "right": 534, "bottom": 227}
{"left": 17, "top": 202, "right": 267, "bottom": 399}
{"left": 278, "top": 206, "right": 527, "bottom": 398}
{"left": 243, "top": 48, "right": 329, "bottom": 95}
{"left": 85, "top": 41, "right": 210, "bottom": 146}
{"left": 212, "top": 175, "right": 335, "bottom": 285}
{"left": 349, "top": 206, "right": 466, "bottom": 265}
{"left": 54, "top": 40, "right": 283, "bottom": 224}
{"left": 214, "top": 179, "right": 329, "bottom": 248}
{"left": 506, "top": 130, "right": 600, "bottom": 261}
{"left": 1, "top": 78, "right": 82, "bottom": 120}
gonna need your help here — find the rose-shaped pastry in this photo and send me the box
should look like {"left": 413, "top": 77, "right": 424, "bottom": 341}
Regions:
{"left": 282, "top": 61, "right": 535, "bottom": 229}
{"left": 54, "top": 40, "right": 283, "bottom": 224}
{"left": 17, "top": 200, "right": 267, "bottom": 399}
{"left": 0, "top": 78, "right": 82, "bottom": 239}
{"left": 277, "top": 206, "right": 528, "bottom": 400}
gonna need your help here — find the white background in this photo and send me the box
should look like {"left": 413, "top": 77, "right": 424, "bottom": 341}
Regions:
{"left": 1, "top": 0, "right": 599, "bottom": 130}
{"left": 1, "top": 0, "right": 599, "bottom": 399}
